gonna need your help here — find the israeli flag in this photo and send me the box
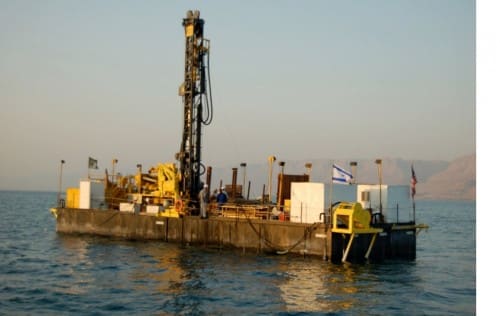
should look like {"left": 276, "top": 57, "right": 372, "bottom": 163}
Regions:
{"left": 332, "top": 164, "right": 353, "bottom": 184}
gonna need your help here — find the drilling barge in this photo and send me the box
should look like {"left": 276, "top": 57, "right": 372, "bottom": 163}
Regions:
{"left": 50, "top": 10, "right": 428, "bottom": 264}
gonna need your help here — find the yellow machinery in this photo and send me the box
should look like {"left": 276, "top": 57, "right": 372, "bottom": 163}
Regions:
{"left": 55, "top": 161, "right": 186, "bottom": 218}
{"left": 135, "top": 162, "right": 184, "bottom": 217}
{"left": 100, "top": 162, "right": 186, "bottom": 217}
{"left": 332, "top": 202, "right": 383, "bottom": 262}
{"left": 134, "top": 163, "right": 181, "bottom": 202}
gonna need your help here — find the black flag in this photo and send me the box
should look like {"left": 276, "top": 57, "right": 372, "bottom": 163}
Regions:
{"left": 88, "top": 157, "right": 98, "bottom": 169}
{"left": 411, "top": 165, "right": 417, "bottom": 199}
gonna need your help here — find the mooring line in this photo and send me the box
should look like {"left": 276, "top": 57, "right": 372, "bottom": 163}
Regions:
{"left": 242, "top": 212, "right": 320, "bottom": 255}
{"left": 96, "top": 210, "right": 120, "bottom": 227}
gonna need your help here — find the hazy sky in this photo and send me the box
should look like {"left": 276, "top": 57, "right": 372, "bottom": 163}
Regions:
{"left": 0, "top": 0, "right": 476, "bottom": 190}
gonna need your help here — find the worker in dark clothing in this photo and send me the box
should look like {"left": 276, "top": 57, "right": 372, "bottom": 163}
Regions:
{"left": 216, "top": 188, "right": 228, "bottom": 209}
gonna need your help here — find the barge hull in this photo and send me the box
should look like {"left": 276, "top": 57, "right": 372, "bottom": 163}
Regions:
{"left": 331, "top": 227, "right": 420, "bottom": 263}
{"left": 54, "top": 208, "right": 331, "bottom": 258}
{"left": 53, "top": 208, "right": 422, "bottom": 263}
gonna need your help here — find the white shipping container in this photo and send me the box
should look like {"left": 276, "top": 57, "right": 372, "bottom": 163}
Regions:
{"left": 356, "top": 184, "right": 411, "bottom": 222}
{"left": 324, "top": 183, "right": 412, "bottom": 223}
{"left": 290, "top": 182, "right": 325, "bottom": 223}
{"left": 79, "top": 180, "right": 106, "bottom": 209}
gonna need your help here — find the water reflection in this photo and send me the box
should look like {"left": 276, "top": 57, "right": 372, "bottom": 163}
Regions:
{"left": 51, "top": 235, "right": 418, "bottom": 315}
{"left": 54, "top": 234, "right": 93, "bottom": 295}
{"left": 129, "top": 243, "right": 188, "bottom": 295}
{"left": 276, "top": 259, "right": 364, "bottom": 313}
{"left": 2, "top": 192, "right": 475, "bottom": 314}
{"left": 130, "top": 244, "right": 209, "bottom": 315}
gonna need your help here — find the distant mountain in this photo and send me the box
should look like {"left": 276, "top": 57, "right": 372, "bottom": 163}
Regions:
{"left": 208, "top": 154, "right": 475, "bottom": 201}
{"left": 418, "top": 154, "right": 476, "bottom": 200}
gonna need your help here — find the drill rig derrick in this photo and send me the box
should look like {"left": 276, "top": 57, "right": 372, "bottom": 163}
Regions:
{"left": 176, "top": 10, "right": 212, "bottom": 212}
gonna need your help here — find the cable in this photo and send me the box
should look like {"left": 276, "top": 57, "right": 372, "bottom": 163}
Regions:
{"left": 242, "top": 210, "right": 321, "bottom": 255}
{"left": 201, "top": 50, "right": 214, "bottom": 125}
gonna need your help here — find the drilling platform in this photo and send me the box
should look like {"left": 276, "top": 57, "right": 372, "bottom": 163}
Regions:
{"left": 50, "top": 10, "right": 428, "bottom": 264}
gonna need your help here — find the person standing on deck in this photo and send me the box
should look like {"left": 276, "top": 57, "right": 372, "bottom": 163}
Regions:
{"left": 199, "top": 184, "right": 209, "bottom": 219}
{"left": 216, "top": 188, "right": 228, "bottom": 209}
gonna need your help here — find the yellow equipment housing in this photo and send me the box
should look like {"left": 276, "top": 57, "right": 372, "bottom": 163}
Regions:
{"left": 332, "top": 202, "right": 380, "bottom": 234}
{"left": 66, "top": 187, "right": 80, "bottom": 208}
{"left": 331, "top": 202, "right": 383, "bottom": 263}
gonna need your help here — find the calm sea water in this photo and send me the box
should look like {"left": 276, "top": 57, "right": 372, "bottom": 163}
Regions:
{"left": 0, "top": 191, "right": 475, "bottom": 315}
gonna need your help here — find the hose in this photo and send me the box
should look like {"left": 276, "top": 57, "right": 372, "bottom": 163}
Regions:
{"left": 201, "top": 50, "right": 214, "bottom": 125}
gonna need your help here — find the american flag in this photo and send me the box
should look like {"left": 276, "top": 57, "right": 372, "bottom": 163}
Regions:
{"left": 411, "top": 164, "right": 417, "bottom": 199}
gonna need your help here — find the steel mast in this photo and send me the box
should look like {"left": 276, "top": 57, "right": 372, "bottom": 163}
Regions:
{"left": 177, "top": 10, "right": 212, "bottom": 208}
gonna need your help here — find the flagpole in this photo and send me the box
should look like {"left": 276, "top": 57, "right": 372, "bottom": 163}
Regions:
{"left": 330, "top": 161, "right": 334, "bottom": 218}
{"left": 57, "top": 160, "right": 65, "bottom": 207}
{"left": 375, "top": 159, "right": 383, "bottom": 217}
{"left": 411, "top": 163, "right": 417, "bottom": 223}
{"left": 412, "top": 198, "right": 416, "bottom": 223}
{"left": 409, "top": 196, "right": 412, "bottom": 223}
